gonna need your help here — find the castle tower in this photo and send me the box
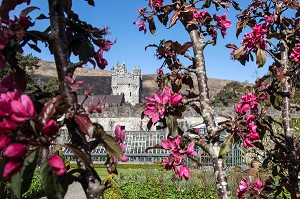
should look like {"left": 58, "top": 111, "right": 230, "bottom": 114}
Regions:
{"left": 111, "top": 62, "right": 142, "bottom": 105}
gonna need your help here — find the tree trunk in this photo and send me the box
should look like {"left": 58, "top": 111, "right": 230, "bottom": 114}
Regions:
{"left": 184, "top": 21, "right": 231, "bottom": 198}
{"left": 280, "top": 40, "right": 299, "bottom": 199}
{"left": 48, "top": 0, "right": 105, "bottom": 198}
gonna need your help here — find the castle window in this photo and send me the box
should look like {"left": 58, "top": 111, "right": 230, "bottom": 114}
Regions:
{"left": 129, "top": 92, "right": 131, "bottom": 97}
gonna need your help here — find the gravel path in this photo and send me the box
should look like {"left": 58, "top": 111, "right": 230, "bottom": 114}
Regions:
{"left": 64, "top": 182, "right": 86, "bottom": 199}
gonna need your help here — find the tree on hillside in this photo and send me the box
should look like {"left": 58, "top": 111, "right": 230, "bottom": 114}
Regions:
{"left": 211, "top": 81, "right": 244, "bottom": 107}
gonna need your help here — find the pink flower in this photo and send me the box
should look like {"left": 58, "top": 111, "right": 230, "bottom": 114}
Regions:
{"left": 243, "top": 137, "right": 254, "bottom": 148}
{"left": 194, "top": 10, "right": 208, "bottom": 19}
{"left": 0, "top": 136, "right": 11, "bottom": 150}
{"left": 114, "top": 125, "right": 125, "bottom": 143}
{"left": 3, "top": 161, "right": 23, "bottom": 181}
{"left": 133, "top": 21, "right": 147, "bottom": 34}
{"left": 94, "top": 49, "right": 108, "bottom": 69}
{"left": 264, "top": 14, "right": 274, "bottom": 27}
{"left": 245, "top": 114, "right": 255, "bottom": 123}
{"left": 290, "top": 43, "right": 300, "bottom": 62}
{"left": 49, "top": 155, "right": 67, "bottom": 176}
{"left": 0, "top": 99, "right": 12, "bottom": 117}
{"left": 144, "top": 86, "right": 171, "bottom": 124}
{"left": 121, "top": 155, "right": 129, "bottom": 162}
{"left": 235, "top": 103, "right": 250, "bottom": 114}
{"left": 10, "top": 94, "right": 35, "bottom": 123}
{"left": 161, "top": 136, "right": 181, "bottom": 151}
{"left": 170, "top": 93, "right": 182, "bottom": 105}
{"left": 214, "top": 13, "right": 231, "bottom": 38}
{"left": 185, "top": 142, "right": 197, "bottom": 156}
{"left": 179, "top": 166, "right": 190, "bottom": 180}
{"left": 242, "top": 24, "right": 267, "bottom": 51}
{"left": 149, "top": 0, "right": 163, "bottom": 8}
{"left": 4, "top": 143, "right": 27, "bottom": 160}
{"left": 249, "top": 132, "right": 260, "bottom": 140}
{"left": 43, "top": 119, "right": 59, "bottom": 137}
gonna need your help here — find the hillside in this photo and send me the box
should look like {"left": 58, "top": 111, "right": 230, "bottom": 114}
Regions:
{"left": 34, "top": 61, "right": 234, "bottom": 99}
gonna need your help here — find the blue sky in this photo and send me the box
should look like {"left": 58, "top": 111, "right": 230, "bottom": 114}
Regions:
{"left": 11, "top": 0, "right": 270, "bottom": 83}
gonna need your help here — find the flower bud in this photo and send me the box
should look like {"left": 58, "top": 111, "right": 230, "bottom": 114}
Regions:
{"left": 49, "top": 155, "right": 66, "bottom": 176}
{"left": 43, "top": 119, "right": 59, "bottom": 136}
{"left": 3, "top": 161, "right": 23, "bottom": 181}
{"left": 0, "top": 136, "right": 11, "bottom": 151}
{"left": 4, "top": 143, "right": 27, "bottom": 160}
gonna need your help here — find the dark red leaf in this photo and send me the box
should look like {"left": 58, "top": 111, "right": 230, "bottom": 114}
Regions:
{"left": 75, "top": 114, "right": 94, "bottom": 137}
{"left": 14, "top": 68, "right": 27, "bottom": 92}
{"left": 20, "top": 6, "right": 39, "bottom": 16}
{"left": 169, "top": 10, "right": 180, "bottom": 28}
{"left": 178, "top": 42, "right": 192, "bottom": 55}
{"left": 0, "top": 0, "right": 29, "bottom": 20}
{"left": 39, "top": 96, "right": 62, "bottom": 124}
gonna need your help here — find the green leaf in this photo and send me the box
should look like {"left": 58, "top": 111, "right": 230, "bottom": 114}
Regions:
{"left": 148, "top": 16, "right": 156, "bottom": 36}
{"left": 256, "top": 48, "right": 267, "bottom": 67}
{"left": 79, "top": 42, "right": 95, "bottom": 61}
{"left": 219, "top": 134, "right": 234, "bottom": 157}
{"left": 11, "top": 150, "right": 38, "bottom": 199}
{"left": 40, "top": 162, "right": 68, "bottom": 199}
{"left": 166, "top": 116, "right": 178, "bottom": 137}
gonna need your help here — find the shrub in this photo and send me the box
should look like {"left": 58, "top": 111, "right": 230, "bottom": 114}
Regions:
{"left": 5, "top": 172, "right": 44, "bottom": 199}
{"left": 101, "top": 174, "right": 122, "bottom": 199}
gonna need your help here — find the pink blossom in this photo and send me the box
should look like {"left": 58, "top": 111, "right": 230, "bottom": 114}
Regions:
{"left": 247, "top": 121, "right": 257, "bottom": 133}
{"left": 194, "top": 10, "right": 208, "bottom": 19}
{"left": 114, "top": 125, "right": 125, "bottom": 143}
{"left": 121, "top": 155, "right": 129, "bottom": 162}
{"left": 161, "top": 136, "right": 181, "bottom": 151}
{"left": 133, "top": 21, "right": 147, "bottom": 34}
{"left": 179, "top": 166, "right": 190, "bottom": 180}
{"left": 94, "top": 49, "right": 108, "bottom": 69}
{"left": 0, "top": 136, "right": 11, "bottom": 150}
{"left": 10, "top": 94, "right": 35, "bottom": 123}
{"left": 49, "top": 155, "right": 67, "bottom": 176}
{"left": 4, "top": 143, "right": 27, "bottom": 160}
{"left": 144, "top": 86, "right": 171, "bottom": 124}
{"left": 183, "top": 142, "right": 197, "bottom": 156}
{"left": 245, "top": 114, "right": 255, "bottom": 122}
{"left": 249, "top": 132, "right": 260, "bottom": 140}
{"left": 289, "top": 43, "right": 300, "bottom": 62}
{"left": 149, "top": 0, "right": 163, "bottom": 8}
{"left": 170, "top": 93, "right": 182, "bottom": 105}
{"left": 264, "top": 14, "right": 274, "bottom": 27}
{"left": 242, "top": 24, "right": 268, "bottom": 51}
{"left": 0, "top": 120, "right": 16, "bottom": 135}
{"left": 235, "top": 103, "right": 250, "bottom": 114}
{"left": 214, "top": 13, "right": 231, "bottom": 37}
{"left": 43, "top": 119, "right": 59, "bottom": 136}
{"left": 243, "top": 137, "right": 254, "bottom": 148}
{"left": 0, "top": 99, "right": 12, "bottom": 117}
{"left": 3, "top": 161, "right": 23, "bottom": 181}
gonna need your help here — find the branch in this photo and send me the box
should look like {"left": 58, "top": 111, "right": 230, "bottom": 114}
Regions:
{"left": 69, "top": 61, "right": 85, "bottom": 72}
{"left": 266, "top": 49, "right": 281, "bottom": 64}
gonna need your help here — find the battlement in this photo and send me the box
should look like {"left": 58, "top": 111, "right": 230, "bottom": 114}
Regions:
{"left": 111, "top": 62, "right": 142, "bottom": 105}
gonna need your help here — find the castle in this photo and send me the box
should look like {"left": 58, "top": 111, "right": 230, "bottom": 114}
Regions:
{"left": 111, "top": 62, "right": 142, "bottom": 105}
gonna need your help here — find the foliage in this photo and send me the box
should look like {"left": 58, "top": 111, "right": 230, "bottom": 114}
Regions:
{"left": 102, "top": 174, "right": 122, "bottom": 199}
{"left": 5, "top": 172, "right": 44, "bottom": 199}
{"left": 211, "top": 81, "right": 245, "bottom": 107}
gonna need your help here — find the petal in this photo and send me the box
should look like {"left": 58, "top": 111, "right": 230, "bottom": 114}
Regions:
{"left": 151, "top": 112, "right": 160, "bottom": 124}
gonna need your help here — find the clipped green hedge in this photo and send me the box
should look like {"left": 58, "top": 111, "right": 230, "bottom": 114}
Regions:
{"left": 5, "top": 172, "right": 44, "bottom": 199}
{"left": 70, "top": 162, "right": 164, "bottom": 170}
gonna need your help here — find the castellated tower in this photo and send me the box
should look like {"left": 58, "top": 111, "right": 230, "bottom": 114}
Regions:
{"left": 111, "top": 62, "right": 142, "bottom": 105}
